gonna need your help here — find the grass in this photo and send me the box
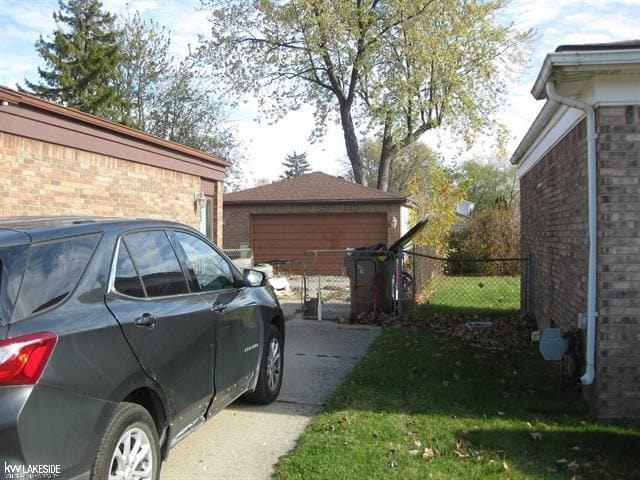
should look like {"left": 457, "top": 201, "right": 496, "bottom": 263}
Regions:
{"left": 418, "top": 275, "right": 520, "bottom": 316}
{"left": 274, "top": 328, "right": 640, "bottom": 479}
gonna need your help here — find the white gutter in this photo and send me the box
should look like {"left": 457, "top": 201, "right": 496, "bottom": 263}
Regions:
{"left": 533, "top": 50, "right": 640, "bottom": 99}
{"left": 545, "top": 81, "right": 598, "bottom": 385}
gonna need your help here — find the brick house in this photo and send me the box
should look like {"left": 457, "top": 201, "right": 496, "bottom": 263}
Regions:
{"left": 510, "top": 41, "right": 640, "bottom": 419}
{"left": 0, "top": 87, "right": 227, "bottom": 244}
{"left": 224, "top": 172, "right": 410, "bottom": 273}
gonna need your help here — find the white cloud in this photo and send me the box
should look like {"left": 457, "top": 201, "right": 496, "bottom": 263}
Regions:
{"left": 233, "top": 106, "right": 346, "bottom": 183}
{"left": 6, "top": 5, "right": 54, "bottom": 33}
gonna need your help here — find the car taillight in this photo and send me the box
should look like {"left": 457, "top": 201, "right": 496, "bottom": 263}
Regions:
{"left": 0, "top": 332, "right": 57, "bottom": 386}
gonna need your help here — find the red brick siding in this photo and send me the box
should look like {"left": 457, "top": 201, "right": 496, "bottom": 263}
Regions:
{"left": 0, "top": 132, "right": 210, "bottom": 230}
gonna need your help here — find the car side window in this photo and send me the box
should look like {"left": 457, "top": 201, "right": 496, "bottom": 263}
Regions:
{"left": 12, "top": 234, "right": 100, "bottom": 321}
{"left": 173, "top": 232, "right": 234, "bottom": 292}
{"left": 124, "top": 231, "right": 189, "bottom": 297}
{"left": 114, "top": 244, "right": 146, "bottom": 298}
{"left": 0, "top": 244, "right": 29, "bottom": 324}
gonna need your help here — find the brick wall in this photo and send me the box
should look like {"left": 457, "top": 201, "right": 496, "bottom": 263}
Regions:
{"left": 223, "top": 202, "right": 403, "bottom": 250}
{"left": 596, "top": 105, "right": 640, "bottom": 419}
{"left": 0, "top": 132, "right": 202, "bottom": 230}
{"left": 520, "top": 119, "right": 589, "bottom": 332}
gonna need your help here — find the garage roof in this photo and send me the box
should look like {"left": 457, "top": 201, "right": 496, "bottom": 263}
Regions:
{"left": 225, "top": 171, "right": 407, "bottom": 205}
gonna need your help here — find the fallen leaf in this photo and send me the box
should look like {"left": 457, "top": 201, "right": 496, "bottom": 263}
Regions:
{"left": 413, "top": 440, "right": 422, "bottom": 449}
{"left": 338, "top": 416, "right": 350, "bottom": 425}
{"left": 422, "top": 447, "right": 439, "bottom": 460}
{"left": 455, "top": 438, "right": 464, "bottom": 450}
{"left": 503, "top": 461, "right": 510, "bottom": 472}
{"left": 409, "top": 449, "right": 420, "bottom": 456}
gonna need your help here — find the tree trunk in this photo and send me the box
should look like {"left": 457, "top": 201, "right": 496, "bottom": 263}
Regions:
{"left": 377, "top": 126, "right": 397, "bottom": 191}
{"left": 339, "top": 103, "right": 365, "bottom": 185}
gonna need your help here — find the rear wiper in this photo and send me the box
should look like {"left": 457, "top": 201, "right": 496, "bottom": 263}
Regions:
{"left": 32, "top": 293, "right": 69, "bottom": 314}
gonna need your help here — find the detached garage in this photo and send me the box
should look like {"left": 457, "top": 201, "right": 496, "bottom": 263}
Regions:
{"left": 224, "top": 172, "right": 409, "bottom": 273}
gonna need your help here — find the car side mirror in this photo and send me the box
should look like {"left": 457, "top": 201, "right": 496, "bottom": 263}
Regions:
{"left": 243, "top": 269, "right": 266, "bottom": 287}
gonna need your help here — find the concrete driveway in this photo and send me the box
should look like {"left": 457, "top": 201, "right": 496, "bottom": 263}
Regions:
{"left": 161, "top": 318, "right": 380, "bottom": 480}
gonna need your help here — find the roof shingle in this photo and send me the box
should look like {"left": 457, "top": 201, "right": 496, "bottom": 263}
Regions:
{"left": 225, "top": 172, "right": 407, "bottom": 204}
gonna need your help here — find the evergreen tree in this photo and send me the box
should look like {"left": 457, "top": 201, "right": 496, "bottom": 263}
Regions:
{"left": 280, "top": 151, "right": 311, "bottom": 179}
{"left": 22, "top": 0, "right": 122, "bottom": 117}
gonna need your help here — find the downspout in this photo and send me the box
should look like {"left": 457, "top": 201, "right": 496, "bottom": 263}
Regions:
{"left": 545, "top": 81, "right": 597, "bottom": 385}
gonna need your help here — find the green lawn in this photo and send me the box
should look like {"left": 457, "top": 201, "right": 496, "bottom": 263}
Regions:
{"left": 418, "top": 275, "right": 520, "bottom": 316}
{"left": 274, "top": 328, "right": 640, "bottom": 479}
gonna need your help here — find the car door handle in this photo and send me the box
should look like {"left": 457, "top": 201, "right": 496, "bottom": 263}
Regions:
{"left": 212, "top": 303, "right": 228, "bottom": 313}
{"left": 134, "top": 313, "right": 158, "bottom": 328}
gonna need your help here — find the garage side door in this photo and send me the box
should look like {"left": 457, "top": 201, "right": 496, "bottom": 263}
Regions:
{"left": 250, "top": 213, "right": 387, "bottom": 274}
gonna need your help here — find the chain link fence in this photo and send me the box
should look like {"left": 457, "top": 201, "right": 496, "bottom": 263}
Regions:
{"left": 407, "top": 247, "right": 530, "bottom": 317}
{"left": 302, "top": 249, "right": 402, "bottom": 322}
{"left": 258, "top": 245, "right": 530, "bottom": 322}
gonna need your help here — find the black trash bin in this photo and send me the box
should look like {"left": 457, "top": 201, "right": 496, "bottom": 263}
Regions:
{"left": 344, "top": 215, "right": 430, "bottom": 322}
{"left": 344, "top": 243, "right": 394, "bottom": 321}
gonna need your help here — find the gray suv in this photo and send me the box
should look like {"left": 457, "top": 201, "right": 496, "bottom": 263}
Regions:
{"left": 0, "top": 217, "right": 285, "bottom": 479}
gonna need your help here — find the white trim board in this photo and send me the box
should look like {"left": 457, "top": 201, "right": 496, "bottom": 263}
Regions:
{"left": 517, "top": 105, "right": 584, "bottom": 179}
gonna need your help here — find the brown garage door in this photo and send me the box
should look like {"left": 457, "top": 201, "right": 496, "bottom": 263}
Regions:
{"left": 251, "top": 213, "right": 387, "bottom": 274}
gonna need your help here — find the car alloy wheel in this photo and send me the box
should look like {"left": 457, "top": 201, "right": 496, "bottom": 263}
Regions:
{"left": 266, "top": 336, "right": 282, "bottom": 392}
{"left": 109, "top": 426, "right": 154, "bottom": 480}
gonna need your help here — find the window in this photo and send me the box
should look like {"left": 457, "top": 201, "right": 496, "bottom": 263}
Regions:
{"left": 114, "top": 244, "right": 145, "bottom": 298}
{"left": 174, "top": 232, "right": 234, "bottom": 292}
{"left": 0, "top": 244, "right": 29, "bottom": 324}
{"left": 199, "top": 197, "right": 214, "bottom": 240}
{"left": 13, "top": 235, "right": 100, "bottom": 321}
{"left": 124, "top": 231, "right": 189, "bottom": 297}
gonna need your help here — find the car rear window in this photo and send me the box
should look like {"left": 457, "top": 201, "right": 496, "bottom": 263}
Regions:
{"left": 0, "top": 244, "right": 29, "bottom": 325}
{"left": 11, "top": 234, "right": 100, "bottom": 322}
{"left": 123, "top": 231, "right": 189, "bottom": 297}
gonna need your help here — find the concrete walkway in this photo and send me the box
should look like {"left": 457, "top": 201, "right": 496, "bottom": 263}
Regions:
{"left": 161, "top": 318, "right": 380, "bottom": 480}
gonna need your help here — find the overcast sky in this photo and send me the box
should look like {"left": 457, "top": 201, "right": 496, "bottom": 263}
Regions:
{"left": 1, "top": 0, "right": 639, "bottom": 185}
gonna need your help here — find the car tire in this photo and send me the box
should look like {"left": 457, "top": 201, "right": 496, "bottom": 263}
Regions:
{"left": 91, "top": 402, "right": 160, "bottom": 480}
{"left": 245, "top": 324, "right": 283, "bottom": 404}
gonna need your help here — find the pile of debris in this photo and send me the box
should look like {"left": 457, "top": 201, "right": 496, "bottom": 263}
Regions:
{"left": 407, "top": 314, "right": 534, "bottom": 351}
